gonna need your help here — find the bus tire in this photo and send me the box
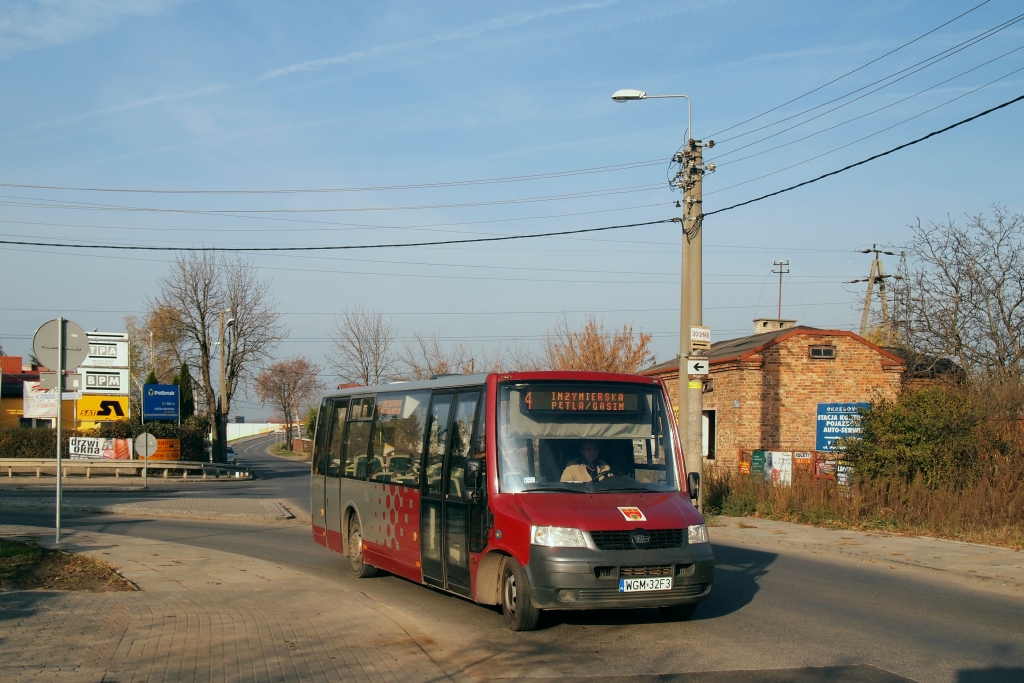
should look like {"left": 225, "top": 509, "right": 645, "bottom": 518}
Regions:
{"left": 501, "top": 559, "right": 540, "bottom": 631}
{"left": 660, "top": 603, "right": 698, "bottom": 621}
{"left": 348, "top": 519, "right": 379, "bottom": 578}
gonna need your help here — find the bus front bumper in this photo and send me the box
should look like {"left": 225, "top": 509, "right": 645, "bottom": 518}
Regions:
{"left": 524, "top": 544, "right": 714, "bottom": 610}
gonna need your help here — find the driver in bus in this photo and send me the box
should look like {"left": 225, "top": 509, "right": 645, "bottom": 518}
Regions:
{"left": 560, "top": 440, "right": 611, "bottom": 482}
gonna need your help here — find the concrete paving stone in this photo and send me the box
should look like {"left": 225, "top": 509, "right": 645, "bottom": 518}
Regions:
{"left": 0, "top": 524, "right": 458, "bottom": 683}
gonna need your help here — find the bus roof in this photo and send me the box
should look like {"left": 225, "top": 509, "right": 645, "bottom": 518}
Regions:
{"left": 320, "top": 371, "right": 662, "bottom": 398}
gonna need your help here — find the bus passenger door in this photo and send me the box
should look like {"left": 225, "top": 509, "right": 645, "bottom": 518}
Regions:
{"left": 324, "top": 399, "right": 349, "bottom": 553}
{"left": 311, "top": 398, "right": 331, "bottom": 546}
{"left": 442, "top": 390, "right": 481, "bottom": 596}
{"left": 420, "top": 393, "right": 453, "bottom": 588}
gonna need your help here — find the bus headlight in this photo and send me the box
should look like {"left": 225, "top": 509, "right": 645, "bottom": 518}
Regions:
{"left": 531, "top": 526, "right": 587, "bottom": 547}
{"left": 688, "top": 524, "right": 709, "bottom": 544}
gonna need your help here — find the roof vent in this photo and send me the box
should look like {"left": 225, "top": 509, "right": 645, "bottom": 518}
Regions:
{"left": 753, "top": 318, "right": 797, "bottom": 334}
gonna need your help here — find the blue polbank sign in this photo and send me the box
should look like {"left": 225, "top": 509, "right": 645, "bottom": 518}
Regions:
{"left": 143, "top": 384, "right": 180, "bottom": 421}
{"left": 815, "top": 402, "right": 869, "bottom": 452}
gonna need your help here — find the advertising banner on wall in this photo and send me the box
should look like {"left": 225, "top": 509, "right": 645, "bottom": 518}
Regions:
{"left": 76, "top": 395, "right": 130, "bottom": 421}
{"left": 751, "top": 451, "right": 793, "bottom": 485}
{"left": 68, "top": 437, "right": 133, "bottom": 460}
{"left": 23, "top": 381, "right": 58, "bottom": 418}
{"left": 140, "top": 439, "right": 181, "bottom": 461}
{"left": 816, "top": 403, "right": 870, "bottom": 451}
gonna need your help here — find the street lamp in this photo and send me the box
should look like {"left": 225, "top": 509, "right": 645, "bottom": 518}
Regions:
{"left": 612, "top": 88, "right": 708, "bottom": 511}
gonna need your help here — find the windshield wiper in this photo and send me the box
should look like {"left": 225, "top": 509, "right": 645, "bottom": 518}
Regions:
{"left": 521, "top": 486, "right": 586, "bottom": 493}
{"left": 585, "top": 485, "right": 657, "bottom": 493}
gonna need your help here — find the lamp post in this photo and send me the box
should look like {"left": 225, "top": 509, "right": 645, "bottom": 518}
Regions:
{"left": 612, "top": 89, "right": 712, "bottom": 511}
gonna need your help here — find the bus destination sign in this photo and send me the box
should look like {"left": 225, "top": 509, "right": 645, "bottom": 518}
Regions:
{"left": 523, "top": 390, "right": 640, "bottom": 413}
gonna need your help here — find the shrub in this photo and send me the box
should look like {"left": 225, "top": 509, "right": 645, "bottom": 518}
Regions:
{"left": 0, "top": 416, "right": 210, "bottom": 462}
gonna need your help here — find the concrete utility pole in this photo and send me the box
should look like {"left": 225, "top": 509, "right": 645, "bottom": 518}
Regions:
{"left": 612, "top": 88, "right": 715, "bottom": 512}
{"left": 772, "top": 260, "right": 790, "bottom": 319}
{"left": 854, "top": 245, "right": 898, "bottom": 345}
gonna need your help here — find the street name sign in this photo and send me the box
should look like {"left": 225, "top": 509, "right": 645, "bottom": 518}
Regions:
{"left": 690, "top": 326, "right": 712, "bottom": 351}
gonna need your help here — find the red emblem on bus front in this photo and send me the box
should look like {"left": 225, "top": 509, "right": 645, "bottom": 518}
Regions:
{"left": 618, "top": 507, "right": 646, "bottom": 522}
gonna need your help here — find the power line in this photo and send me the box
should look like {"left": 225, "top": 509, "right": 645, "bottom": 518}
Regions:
{"left": 707, "top": 62, "right": 1024, "bottom": 195}
{"left": 715, "top": 44, "right": 1024, "bottom": 167}
{"left": 714, "top": 11, "right": 1024, "bottom": 148}
{"left": 707, "top": 0, "right": 992, "bottom": 138}
{"left": 706, "top": 92, "right": 1024, "bottom": 216}
{"left": 0, "top": 218, "right": 674, "bottom": 252}
{"left": 0, "top": 159, "right": 664, "bottom": 195}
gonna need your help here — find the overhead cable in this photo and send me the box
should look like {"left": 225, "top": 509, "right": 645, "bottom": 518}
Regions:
{"left": 706, "top": 93, "right": 1024, "bottom": 216}
{"left": 707, "top": 0, "right": 992, "bottom": 138}
{"left": 715, "top": 10, "right": 1023, "bottom": 145}
{"left": 0, "top": 219, "right": 674, "bottom": 252}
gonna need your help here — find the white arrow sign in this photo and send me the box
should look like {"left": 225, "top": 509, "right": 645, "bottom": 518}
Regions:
{"left": 686, "top": 359, "right": 709, "bottom": 376}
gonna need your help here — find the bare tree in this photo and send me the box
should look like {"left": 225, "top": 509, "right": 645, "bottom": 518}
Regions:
{"left": 255, "top": 357, "right": 325, "bottom": 451}
{"left": 894, "top": 206, "right": 1024, "bottom": 384}
{"left": 327, "top": 308, "right": 399, "bottom": 385}
{"left": 543, "top": 314, "right": 655, "bottom": 373}
{"left": 149, "top": 253, "right": 287, "bottom": 433}
{"left": 400, "top": 331, "right": 497, "bottom": 380}
{"left": 125, "top": 303, "right": 188, "bottom": 390}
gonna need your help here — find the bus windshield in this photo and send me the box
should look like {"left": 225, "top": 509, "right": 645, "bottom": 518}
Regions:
{"left": 497, "top": 382, "right": 679, "bottom": 494}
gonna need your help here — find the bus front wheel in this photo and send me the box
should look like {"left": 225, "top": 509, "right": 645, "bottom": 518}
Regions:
{"left": 501, "top": 559, "right": 540, "bottom": 631}
{"left": 348, "top": 519, "right": 379, "bottom": 578}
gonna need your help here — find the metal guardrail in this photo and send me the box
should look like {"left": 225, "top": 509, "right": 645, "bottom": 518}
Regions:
{"left": 0, "top": 459, "right": 251, "bottom": 480}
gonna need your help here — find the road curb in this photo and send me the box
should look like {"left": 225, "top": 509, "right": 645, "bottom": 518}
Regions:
{"left": 0, "top": 498, "right": 295, "bottom": 522}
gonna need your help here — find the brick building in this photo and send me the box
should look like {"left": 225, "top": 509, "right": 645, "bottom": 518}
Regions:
{"left": 642, "top": 325, "right": 905, "bottom": 468}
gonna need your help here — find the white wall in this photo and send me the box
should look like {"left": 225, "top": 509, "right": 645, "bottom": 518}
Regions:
{"left": 227, "top": 423, "right": 280, "bottom": 441}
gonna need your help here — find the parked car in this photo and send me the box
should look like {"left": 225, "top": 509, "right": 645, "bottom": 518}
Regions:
{"left": 226, "top": 446, "right": 236, "bottom": 464}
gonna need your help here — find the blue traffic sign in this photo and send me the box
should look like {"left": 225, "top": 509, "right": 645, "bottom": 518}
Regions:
{"left": 143, "top": 384, "right": 180, "bottom": 421}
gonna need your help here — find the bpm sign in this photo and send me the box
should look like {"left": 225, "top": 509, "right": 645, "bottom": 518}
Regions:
{"left": 82, "top": 369, "right": 130, "bottom": 394}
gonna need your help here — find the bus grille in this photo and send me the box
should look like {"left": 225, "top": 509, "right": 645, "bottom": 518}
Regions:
{"left": 590, "top": 529, "right": 685, "bottom": 550}
{"left": 619, "top": 565, "right": 672, "bottom": 578}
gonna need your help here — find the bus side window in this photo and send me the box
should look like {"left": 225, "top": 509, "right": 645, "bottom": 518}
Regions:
{"left": 369, "top": 390, "right": 430, "bottom": 487}
{"left": 325, "top": 399, "right": 349, "bottom": 478}
{"left": 343, "top": 397, "right": 374, "bottom": 480}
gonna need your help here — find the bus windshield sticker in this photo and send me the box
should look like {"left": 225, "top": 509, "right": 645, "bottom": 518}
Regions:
{"left": 521, "top": 390, "right": 640, "bottom": 414}
{"left": 618, "top": 506, "right": 646, "bottom": 522}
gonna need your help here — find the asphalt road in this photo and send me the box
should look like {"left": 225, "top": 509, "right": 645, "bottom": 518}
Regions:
{"left": 5, "top": 433, "right": 1023, "bottom": 683}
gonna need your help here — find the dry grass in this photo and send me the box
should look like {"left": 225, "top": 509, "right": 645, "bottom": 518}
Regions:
{"left": 0, "top": 538, "right": 136, "bottom": 591}
{"left": 705, "top": 466, "right": 1024, "bottom": 549}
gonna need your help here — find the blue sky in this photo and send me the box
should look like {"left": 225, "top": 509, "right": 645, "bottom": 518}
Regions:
{"left": 2, "top": 0, "right": 1022, "bottom": 416}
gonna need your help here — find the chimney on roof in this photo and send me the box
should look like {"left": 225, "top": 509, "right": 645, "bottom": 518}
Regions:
{"left": 753, "top": 318, "right": 797, "bottom": 334}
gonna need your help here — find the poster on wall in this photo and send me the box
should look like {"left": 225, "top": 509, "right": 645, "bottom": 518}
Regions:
{"left": 68, "top": 437, "right": 133, "bottom": 460}
{"left": 140, "top": 439, "right": 181, "bottom": 461}
{"left": 23, "top": 382, "right": 58, "bottom": 419}
{"left": 816, "top": 403, "right": 870, "bottom": 451}
{"left": 764, "top": 452, "right": 793, "bottom": 485}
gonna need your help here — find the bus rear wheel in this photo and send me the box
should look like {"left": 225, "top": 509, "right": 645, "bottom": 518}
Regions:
{"left": 501, "top": 559, "right": 540, "bottom": 631}
{"left": 348, "top": 519, "right": 379, "bottom": 578}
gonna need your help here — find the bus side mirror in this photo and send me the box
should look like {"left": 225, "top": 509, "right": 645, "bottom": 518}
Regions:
{"left": 463, "top": 458, "right": 485, "bottom": 503}
{"left": 687, "top": 472, "right": 700, "bottom": 502}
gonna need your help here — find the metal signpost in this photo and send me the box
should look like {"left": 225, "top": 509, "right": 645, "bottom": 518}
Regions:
{"left": 135, "top": 432, "right": 158, "bottom": 489}
{"left": 32, "top": 318, "right": 88, "bottom": 544}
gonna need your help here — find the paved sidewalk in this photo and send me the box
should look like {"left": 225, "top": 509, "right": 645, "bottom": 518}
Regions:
{"left": 0, "top": 496, "right": 292, "bottom": 521}
{"left": 711, "top": 516, "right": 1024, "bottom": 595}
{"left": 0, "top": 524, "right": 463, "bottom": 683}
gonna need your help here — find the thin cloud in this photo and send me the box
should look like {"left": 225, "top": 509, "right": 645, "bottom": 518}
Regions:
{"left": 0, "top": 0, "right": 190, "bottom": 59}
{"left": 34, "top": 84, "right": 227, "bottom": 128}
{"left": 258, "top": 0, "right": 618, "bottom": 81}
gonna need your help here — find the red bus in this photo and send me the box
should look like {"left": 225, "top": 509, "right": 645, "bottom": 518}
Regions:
{"left": 310, "top": 371, "right": 713, "bottom": 631}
